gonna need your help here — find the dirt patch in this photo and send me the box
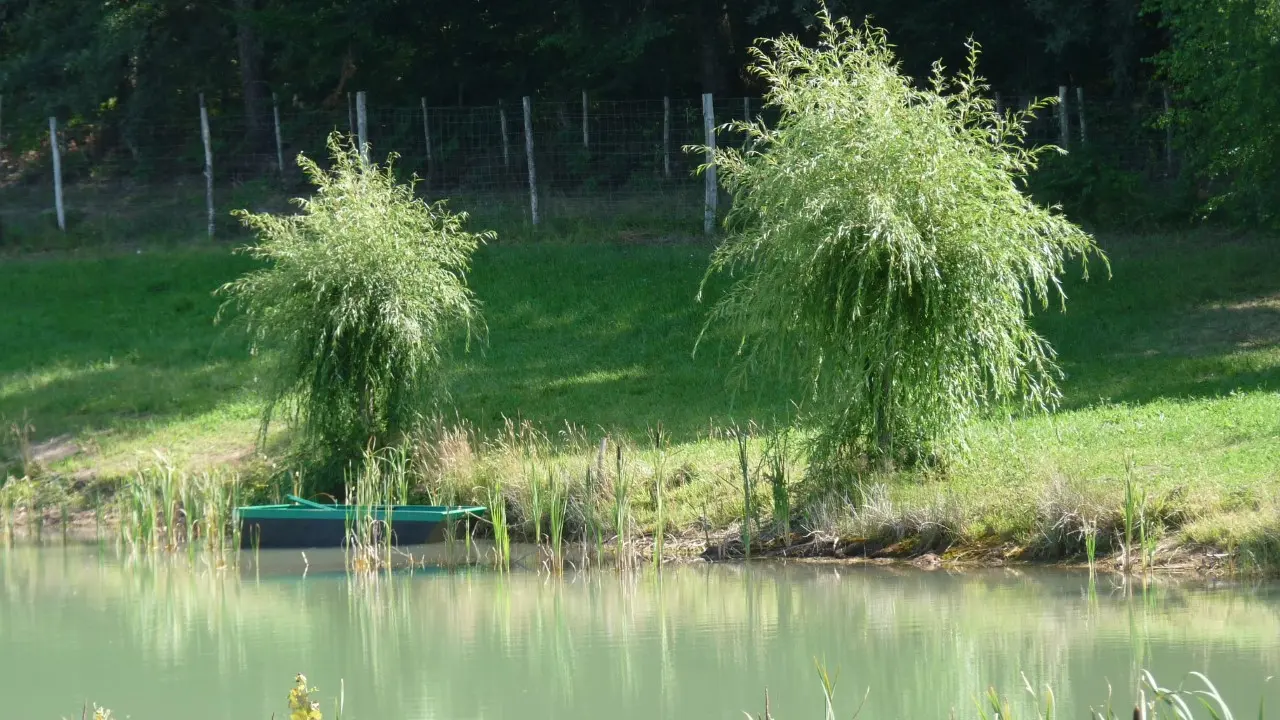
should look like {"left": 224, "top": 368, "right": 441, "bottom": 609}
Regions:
{"left": 29, "top": 434, "right": 82, "bottom": 467}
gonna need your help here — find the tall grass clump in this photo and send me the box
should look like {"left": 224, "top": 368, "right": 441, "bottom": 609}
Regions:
{"left": 547, "top": 467, "right": 569, "bottom": 573}
{"left": 113, "top": 463, "right": 243, "bottom": 562}
{"left": 344, "top": 444, "right": 400, "bottom": 572}
{"left": 696, "top": 8, "right": 1105, "bottom": 470}
{"left": 218, "top": 132, "right": 490, "bottom": 495}
{"left": 612, "top": 444, "right": 635, "bottom": 570}
{"left": 488, "top": 478, "right": 511, "bottom": 571}
{"left": 652, "top": 430, "right": 669, "bottom": 569}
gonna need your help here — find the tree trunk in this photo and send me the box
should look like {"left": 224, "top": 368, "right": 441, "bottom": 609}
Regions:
{"left": 698, "top": 0, "right": 727, "bottom": 94}
{"left": 874, "top": 347, "right": 896, "bottom": 464}
{"left": 1107, "top": 0, "right": 1141, "bottom": 98}
{"left": 234, "top": 0, "right": 269, "bottom": 154}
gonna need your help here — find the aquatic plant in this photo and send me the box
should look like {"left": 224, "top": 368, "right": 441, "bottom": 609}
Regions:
{"left": 737, "top": 427, "right": 756, "bottom": 559}
{"left": 1083, "top": 520, "right": 1098, "bottom": 573}
{"left": 1123, "top": 457, "right": 1138, "bottom": 574}
{"left": 748, "top": 668, "right": 1248, "bottom": 720}
{"left": 488, "top": 477, "right": 511, "bottom": 571}
{"left": 548, "top": 467, "right": 568, "bottom": 573}
{"left": 653, "top": 451, "right": 667, "bottom": 570}
{"left": 113, "top": 462, "right": 243, "bottom": 563}
{"left": 613, "top": 443, "right": 634, "bottom": 570}
{"left": 288, "top": 673, "right": 324, "bottom": 720}
{"left": 344, "top": 444, "right": 404, "bottom": 572}
{"left": 527, "top": 460, "right": 545, "bottom": 546}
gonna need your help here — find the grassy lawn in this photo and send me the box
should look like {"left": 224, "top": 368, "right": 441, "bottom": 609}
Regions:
{"left": 2, "top": 229, "right": 1280, "bottom": 563}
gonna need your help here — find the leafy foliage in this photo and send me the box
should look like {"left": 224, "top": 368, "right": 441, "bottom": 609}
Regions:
{"left": 697, "top": 10, "right": 1105, "bottom": 470}
{"left": 287, "top": 673, "right": 323, "bottom": 720}
{"left": 0, "top": 0, "right": 1160, "bottom": 157}
{"left": 1028, "top": 148, "right": 1194, "bottom": 230}
{"left": 218, "top": 132, "right": 489, "bottom": 489}
{"left": 1149, "top": 0, "right": 1280, "bottom": 226}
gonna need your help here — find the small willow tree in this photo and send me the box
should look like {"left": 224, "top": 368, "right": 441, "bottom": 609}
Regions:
{"left": 698, "top": 11, "right": 1106, "bottom": 470}
{"left": 218, "top": 132, "right": 490, "bottom": 488}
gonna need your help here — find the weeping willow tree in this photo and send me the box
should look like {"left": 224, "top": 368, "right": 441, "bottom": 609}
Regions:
{"left": 697, "top": 10, "right": 1106, "bottom": 471}
{"left": 218, "top": 133, "right": 490, "bottom": 490}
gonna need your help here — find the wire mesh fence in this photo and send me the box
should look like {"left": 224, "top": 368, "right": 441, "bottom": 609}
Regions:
{"left": 0, "top": 89, "right": 1175, "bottom": 244}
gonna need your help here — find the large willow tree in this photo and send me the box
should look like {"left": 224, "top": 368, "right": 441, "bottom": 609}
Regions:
{"left": 698, "top": 10, "right": 1105, "bottom": 471}
{"left": 218, "top": 133, "right": 489, "bottom": 490}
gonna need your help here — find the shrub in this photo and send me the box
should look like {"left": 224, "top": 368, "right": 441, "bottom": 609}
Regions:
{"left": 696, "top": 10, "right": 1105, "bottom": 472}
{"left": 1150, "top": 0, "right": 1280, "bottom": 226}
{"left": 218, "top": 132, "right": 490, "bottom": 492}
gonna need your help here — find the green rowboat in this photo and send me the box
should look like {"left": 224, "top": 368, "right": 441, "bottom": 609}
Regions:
{"left": 235, "top": 495, "right": 486, "bottom": 549}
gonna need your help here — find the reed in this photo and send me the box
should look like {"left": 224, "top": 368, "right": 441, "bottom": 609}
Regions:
{"left": 613, "top": 443, "right": 634, "bottom": 570}
{"left": 112, "top": 464, "right": 243, "bottom": 564}
{"left": 32, "top": 494, "right": 43, "bottom": 543}
{"left": 1140, "top": 488, "right": 1157, "bottom": 573}
{"left": 743, "top": 668, "right": 1244, "bottom": 720}
{"left": 736, "top": 427, "right": 755, "bottom": 559}
{"left": 653, "top": 454, "right": 666, "bottom": 570}
{"left": 547, "top": 467, "right": 568, "bottom": 573}
{"left": 344, "top": 445, "right": 400, "bottom": 573}
{"left": 1083, "top": 520, "right": 1098, "bottom": 573}
{"left": 439, "top": 482, "right": 460, "bottom": 568}
{"left": 488, "top": 477, "right": 511, "bottom": 571}
{"left": 527, "top": 460, "right": 545, "bottom": 547}
{"left": 1, "top": 485, "right": 14, "bottom": 546}
{"left": 464, "top": 505, "right": 474, "bottom": 565}
{"left": 1123, "top": 457, "right": 1138, "bottom": 574}
{"left": 591, "top": 438, "right": 608, "bottom": 562}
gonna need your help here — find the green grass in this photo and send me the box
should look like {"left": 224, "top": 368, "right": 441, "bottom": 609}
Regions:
{"left": 3, "top": 227, "right": 1280, "bottom": 566}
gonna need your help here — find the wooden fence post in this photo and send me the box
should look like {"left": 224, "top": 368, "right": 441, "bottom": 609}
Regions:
{"left": 347, "top": 92, "right": 355, "bottom": 138}
{"left": 48, "top": 117, "right": 65, "bottom": 231}
{"left": 199, "top": 95, "right": 214, "bottom": 238}
{"left": 499, "top": 99, "right": 511, "bottom": 169}
{"left": 662, "top": 96, "right": 671, "bottom": 180}
{"left": 1058, "top": 85, "right": 1070, "bottom": 149}
{"left": 581, "top": 91, "right": 589, "bottom": 152}
{"left": 272, "top": 92, "right": 285, "bottom": 177}
{"left": 523, "top": 96, "right": 539, "bottom": 226}
{"left": 702, "top": 93, "right": 716, "bottom": 235}
{"left": 1075, "top": 87, "right": 1087, "bottom": 146}
{"left": 356, "top": 91, "right": 368, "bottom": 164}
{"left": 420, "top": 98, "right": 433, "bottom": 184}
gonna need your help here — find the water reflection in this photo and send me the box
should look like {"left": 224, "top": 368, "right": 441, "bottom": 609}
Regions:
{"left": 1, "top": 545, "right": 1278, "bottom": 719}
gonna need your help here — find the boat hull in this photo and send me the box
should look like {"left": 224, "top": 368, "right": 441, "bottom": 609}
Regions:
{"left": 239, "top": 517, "right": 445, "bottom": 549}
{"left": 235, "top": 504, "right": 485, "bottom": 550}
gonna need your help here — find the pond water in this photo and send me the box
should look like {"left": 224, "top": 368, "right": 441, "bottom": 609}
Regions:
{"left": 1, "top": 544, "right": 1278, "bottom": 719}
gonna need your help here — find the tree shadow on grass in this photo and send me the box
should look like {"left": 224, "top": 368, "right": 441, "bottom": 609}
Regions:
{"left": 0, "top": 249, "right": 259, "bottom": 459}
{"left": 8, "top": 233, "right": 1279, "bottom": 464}
{"left": 448, "top": 242, "right": 795, "bottom": 444}
{"left": 1037, "top": 234, "right": 1280, "bottom": 410}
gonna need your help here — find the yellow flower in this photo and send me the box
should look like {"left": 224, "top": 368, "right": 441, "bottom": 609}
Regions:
{"left": 287, "top": 673, "right": 323, "bottom": 720}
